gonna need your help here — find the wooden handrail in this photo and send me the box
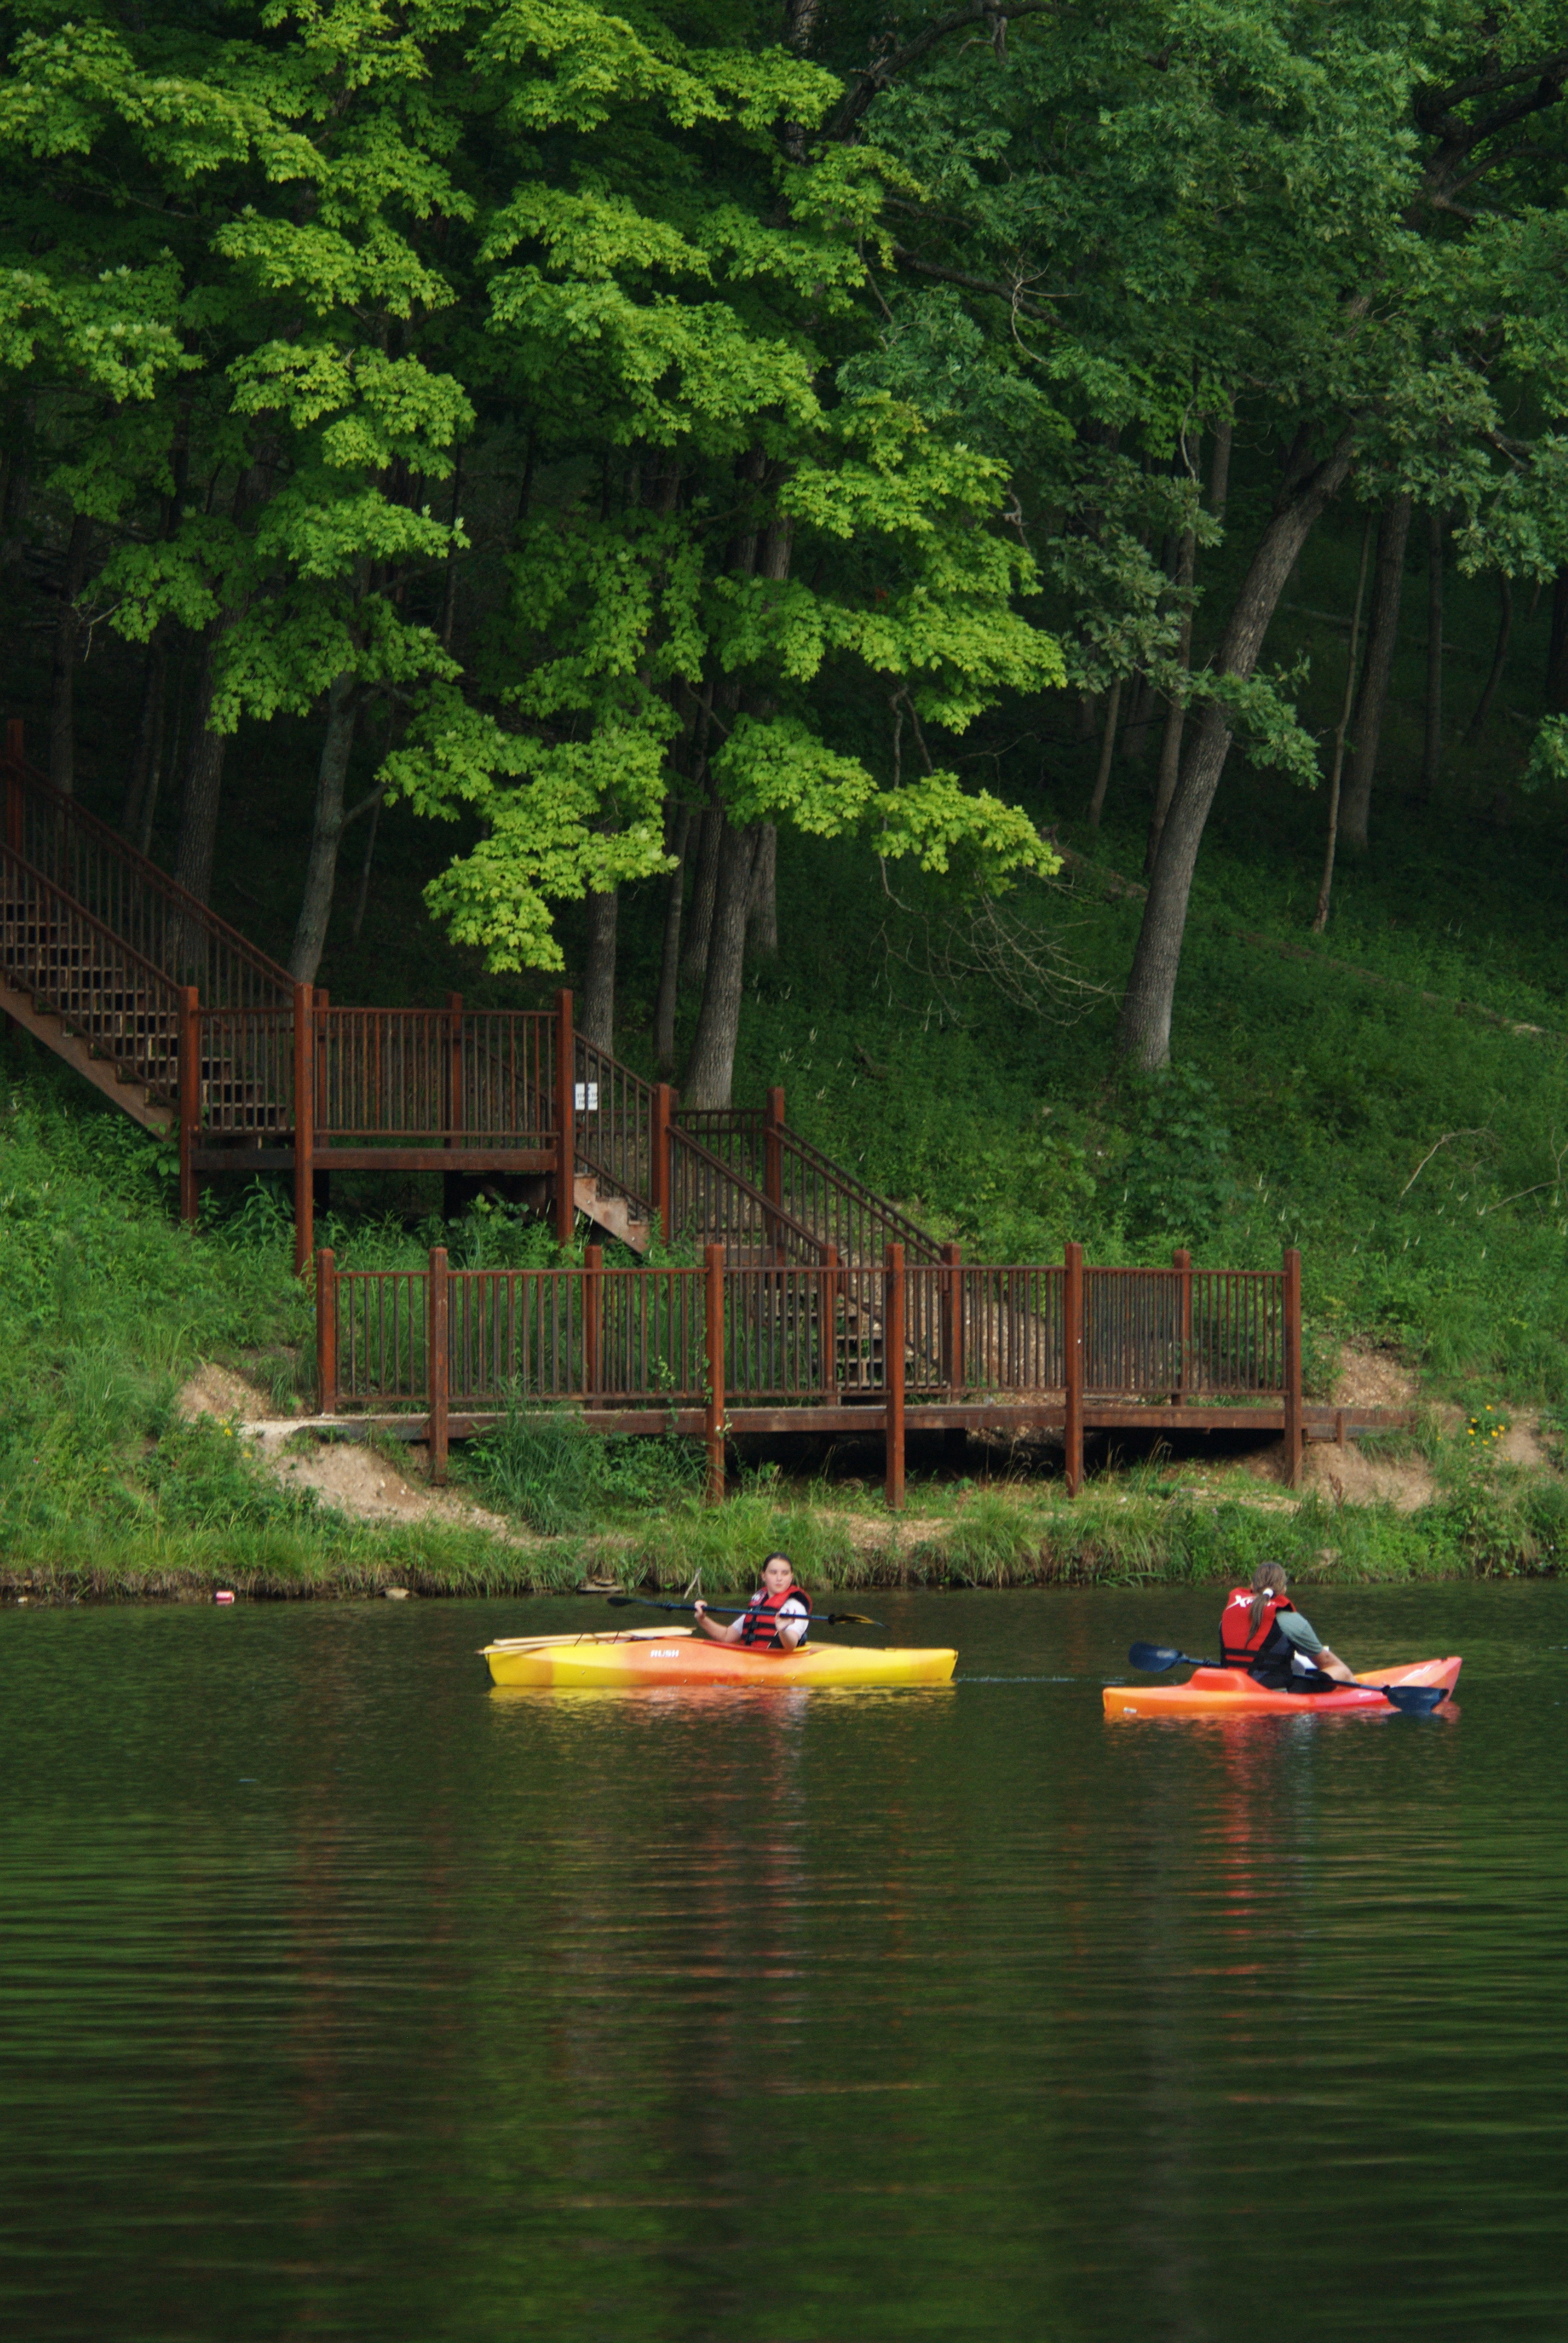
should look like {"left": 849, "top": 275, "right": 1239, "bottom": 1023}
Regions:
{"left": 1, "top": 742, "right": 290, "bottom": 1000}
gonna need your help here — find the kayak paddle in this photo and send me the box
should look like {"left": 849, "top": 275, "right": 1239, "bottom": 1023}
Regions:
{"left": 607, "top": 1594, "right": 886, "bottom": 1629}
{"left": 1126, "top": 1642, "right": 1449, "bottom": 1715}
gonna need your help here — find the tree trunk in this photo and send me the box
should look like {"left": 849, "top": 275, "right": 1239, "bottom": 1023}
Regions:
{"left": 145, "top": 647, "right": 188, "bottom": 857}
{"left": 1087, "top": 678, "right": 1122, "bottom": 827}
{"left": 746, "top": 820, "right": 777, "bottom": 955}
{"left": 350, "top": 790, "right": 381, "bottom": 944}
{"left": 1467, "top": 571, "right": 1513, "bottom": 744}
{"left": 653, "top": 802, "right": 691, "bottom": 1071}
{"left": 1147, "top": 425, "right": 1223, "bottom": 876}
{"left": 288, "top": 671, "right": 361, "bottom": 981}
{"left": 1420, "top": 508, "right": 1445, "bottom": 800}
{"left": 1339, "top": 494, "right": 1412, "bottom": 854}
{"left": 679, "top": 804, "right": 721, "bottom": 991}
{"left": 1116, "top": 427, "right": 1357, "bottom": 1071}
{"left": 174, "top": 623, "right": 234, "bottom": 907}
{"left": 1119, "top": 673, "right": 1160, "bottom": 764}
{"left": 1312, "top": 517, "right": 1373, "bottom": 931}
{"left": 122, "top": 635, "right": 168, "bottom": 842}
{"left": 1206, "top": 418, "right": 1233, "bottom": 521}
{"left": 580, "top": 879, "right": 618, "bottom": 1053}
{"left": 48, "top": 512, "right": 93, "bottom": 796}
{"left": 442, "top": 448, "right": 463, "bottom": 653}
{"left": 682, "top": 819, "right": 760, "bottom": 1107}
{"left": 1546, "top": 569, "right": 1568, "bottom": 712}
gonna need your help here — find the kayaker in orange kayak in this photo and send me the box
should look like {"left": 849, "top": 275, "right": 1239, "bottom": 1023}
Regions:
{"left": 1219, "top": 1562, "right": 1356, "bottom": 1693}
{"left": 694, "top": 1554, "right": 812, "bottom": 1653}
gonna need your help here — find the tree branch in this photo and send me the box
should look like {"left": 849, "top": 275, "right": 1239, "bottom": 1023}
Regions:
{"left": 890, "top": 241, "right": 1060, "bottom": 313}
{"left": 1417, "top": 54, "right": 1568, "bottom": 200}
{"left": 1416, "top": 47, "right": 1568, "bottom": 126}
{"left": 828, "top": 0, "right": 1060, "bottom": 137}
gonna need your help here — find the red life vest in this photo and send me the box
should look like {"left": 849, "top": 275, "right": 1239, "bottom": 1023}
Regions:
{"left": 739, "top": 1581, "right": 812, "bottom": 1650}
{"left": 1219, "top": 1584, "right": 1296, "bottom": 1669}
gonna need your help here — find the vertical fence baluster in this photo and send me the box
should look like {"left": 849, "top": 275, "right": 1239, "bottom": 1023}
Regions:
{"left": 1283, "top": 1248, "right": 1302, "bottom": 1486}
{"left": 704, "top": 1243, "right": 725, "bottom": 1502}
{"left": 316, "top": 1250, "right": 338, "bottom": 1414}
{"left": 428, "top": 1245, "right": 449, "bottom": 1482}
{"left": 178, "top": 985, "right": 200, "bottom": 1225}
{"left": 884, "top": 1242, "right": 905, "bottom": 1511}
{"left": 1064, "top": 1240, "right": 1085, "bottom": 1498}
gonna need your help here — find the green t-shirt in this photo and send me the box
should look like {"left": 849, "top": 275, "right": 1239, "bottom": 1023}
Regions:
{"left": 1276, "top": 1609, "right": 1324, "bottom": 1658}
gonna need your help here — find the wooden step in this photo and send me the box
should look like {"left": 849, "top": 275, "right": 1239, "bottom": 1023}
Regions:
{"left": 574, "top": 1173, "right": 652, "bottom": 1254}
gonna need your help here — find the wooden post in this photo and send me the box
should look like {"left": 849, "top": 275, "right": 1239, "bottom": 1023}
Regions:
{"left": 1064, "top": 1239, "right": 1085, "bottom": 1498}
{"left": 704, "top": 1240, "right": 725, "bottom": 1502}
{"left": 652, "top": 1082, "right": 673, "bottom": 1245}
{"left": 178, "top": 985, "right": 200, "bottom": 1226}
{"left": 315, "top": 1249, "right": 338, "bottom": 1417}
{"left": 4, "top": 718, "right": 22, "bottom": 853}
{"left": 764, "top": 1084, "right": 785, "bottom": 1262}
{"left": 555, "top": 986, "right": 575, "bottom": 1247}
{"left": 584, "top": 1241, "right": 602, "bottom": 1398}
{"left": 941, "top": 1240, "right": 963, "bottom": 1395}
{"left": 884, "top": 1240, "right": 906, "bottom": 1511}
{"left": 1172, "top": 1246, "right": 1192, "bottom": 1402}
{"left": 292, "top": 982, "right": 314, "bottom": 1274}
{"left": 429, "top": 1244, "right": 449, "bottom": 1484}
{"left": 1283, "top": 1245, "right": 1303, "bottom": 1489}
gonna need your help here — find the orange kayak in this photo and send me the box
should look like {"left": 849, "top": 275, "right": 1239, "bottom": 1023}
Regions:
{"left": 483, "top": 1626, "right": 957, "bottom": 1690}
{"left": 1103, "top": 1656, "right": 1462, "bottom": 1720}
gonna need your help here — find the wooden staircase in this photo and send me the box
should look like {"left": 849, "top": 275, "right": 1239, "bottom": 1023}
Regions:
{"left": 0, "top": 727, "right": 942, "bottom": 1334}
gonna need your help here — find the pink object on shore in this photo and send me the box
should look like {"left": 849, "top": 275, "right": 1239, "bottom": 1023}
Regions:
{"left": 214, "top": 1590, "right": 236, "bottom": 1605}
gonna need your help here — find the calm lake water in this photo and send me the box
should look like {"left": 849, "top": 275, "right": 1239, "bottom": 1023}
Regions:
{"left": 2, "top": 1581, "right": 1565, "bottom": 2342}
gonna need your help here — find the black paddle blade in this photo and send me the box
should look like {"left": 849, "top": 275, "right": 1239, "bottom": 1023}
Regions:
{"left": 1374, "top": 1683, "right": 1449, "bottom": 1715}
{"left": 1128, "top": 1642, "right": 1185, "bottom": 1674}
{"left": 826, "top": 1611, "right": 883, "bottom": 1628}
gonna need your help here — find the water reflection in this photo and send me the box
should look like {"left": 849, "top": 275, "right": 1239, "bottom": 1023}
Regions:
{"left": 0, "top": 1585, "right": 1558, "bottom": 2343}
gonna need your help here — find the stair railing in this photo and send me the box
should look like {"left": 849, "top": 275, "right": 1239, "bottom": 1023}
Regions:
{"left": 0, "top": 838, "right": 185, "bottom": 1100}
{"left": 569, "top": 1014, "right": 831, "bottom": 1262}
{"left": 1, "top": 735, "right": 289, "bottom": 1008}
{"left": 676, "top": 1096, "right": 942, "bottom": 1265}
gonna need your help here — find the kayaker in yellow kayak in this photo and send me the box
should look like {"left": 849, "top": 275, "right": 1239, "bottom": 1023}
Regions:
{"left": 694, "top": 1554, "right": 812, "bottom": 1653}
{"left": 1219, "top": 1562, "right": 1357, "bottom": 1693}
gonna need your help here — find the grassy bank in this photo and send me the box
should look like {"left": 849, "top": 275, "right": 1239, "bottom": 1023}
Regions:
{"left": 5, "top": 1452, "right": 1565, "bottom": 1605}
{"left": 3, "top": 1005, "right": 1567, "bottom": 1604}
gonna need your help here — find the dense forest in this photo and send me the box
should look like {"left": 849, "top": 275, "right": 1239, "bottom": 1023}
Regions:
{"left": 5, "top": 0, "right": 1568, "bottom": 1577}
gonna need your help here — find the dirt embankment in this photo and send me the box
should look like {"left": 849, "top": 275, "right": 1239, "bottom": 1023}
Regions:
{"left": 173, "top": 1338, "right": 1555, "bottom": 1545}
{"left": 175, "top": 1366, "right": 523, "bottom": 1541}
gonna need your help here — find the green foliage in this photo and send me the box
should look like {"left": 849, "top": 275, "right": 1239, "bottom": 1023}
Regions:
{"left": 1119, "top": 1068, "right": 1241, "bottom": 1248}
{"left": 468, "top": 1400, "right": 702, "bottom": 1532}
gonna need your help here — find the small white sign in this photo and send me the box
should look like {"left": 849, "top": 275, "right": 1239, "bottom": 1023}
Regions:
{"left": 574, "top": 1082, "right": 599, "bottom": 1112}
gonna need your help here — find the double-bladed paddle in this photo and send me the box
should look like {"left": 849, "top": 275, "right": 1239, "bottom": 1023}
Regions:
{"left": 1127, "top": 1640, "right": 1449, "bottom": 1715}
{"left": 607, "top": 1593, "right": 885, "bottom": 1628}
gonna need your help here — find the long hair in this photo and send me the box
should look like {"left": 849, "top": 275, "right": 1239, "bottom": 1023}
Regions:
{"left": 1249, "top": 1561, "right": 1288, "bottom": 1638}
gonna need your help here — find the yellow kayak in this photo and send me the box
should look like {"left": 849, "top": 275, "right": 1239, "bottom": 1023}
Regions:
{"left": 482, "top": 1626, "right": 957, "bottom": 1690}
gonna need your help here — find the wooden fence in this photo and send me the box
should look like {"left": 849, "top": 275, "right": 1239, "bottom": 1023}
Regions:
{"left": 315, "top": 1242, "right": 1305, "bottom": 1506}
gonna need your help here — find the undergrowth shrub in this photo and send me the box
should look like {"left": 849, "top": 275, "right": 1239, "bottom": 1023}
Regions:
{"left": 139, "top": 1416, "right": 329, "bottom": 1532}
{"left": 1119, "top": 1066, "right": 1241, "bottom": 1247}
{"left": 469, "top": 1399, "right": 703, "bottom": 1533}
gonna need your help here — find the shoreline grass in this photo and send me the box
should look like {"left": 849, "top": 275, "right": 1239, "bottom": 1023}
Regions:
{"left": 5, "top": 1472, "right": 1563, "bottom": 1604}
